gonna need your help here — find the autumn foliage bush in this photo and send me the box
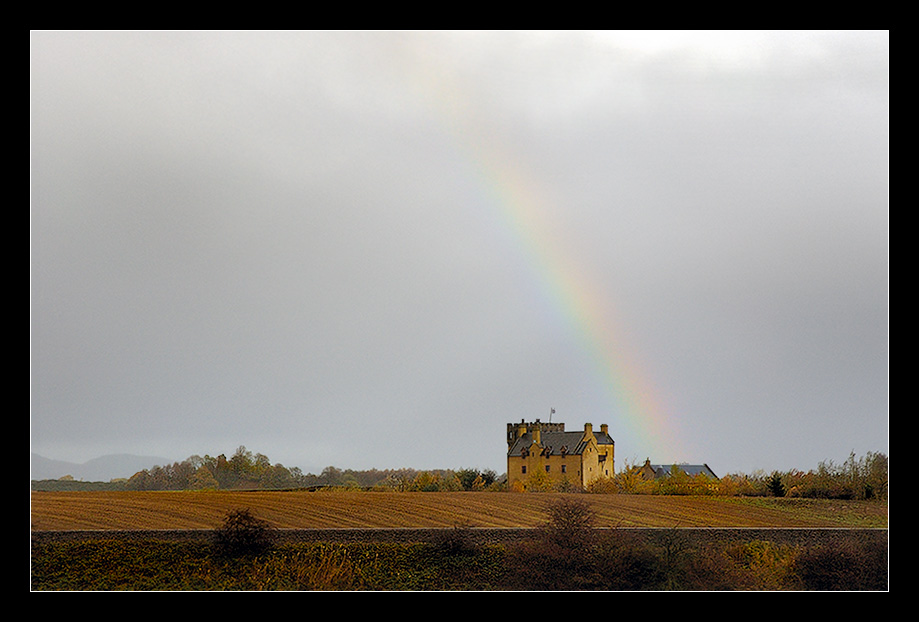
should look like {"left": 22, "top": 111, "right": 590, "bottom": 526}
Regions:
{"left": 729, "top": 452, "right": 890, "bottom": 500}
{"left": 504, "top": 498, "right": 599, "bottom": 589}
{"left": 602, "top": 452, "right": 888, "bottom": 500}
{"left": 214, "top": 508, "right": 278, "bottom": 557}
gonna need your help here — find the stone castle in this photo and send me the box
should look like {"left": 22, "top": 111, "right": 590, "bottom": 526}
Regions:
{"left": 506, "top": 419, "right": 615, "bottom": 489}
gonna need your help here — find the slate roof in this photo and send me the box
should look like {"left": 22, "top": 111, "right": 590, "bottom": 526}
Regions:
{"left": 649, "top": 464, "right": 718, "bottom": 479}
{"left": 507, "top": 429, "right": 615, "bottom": 457}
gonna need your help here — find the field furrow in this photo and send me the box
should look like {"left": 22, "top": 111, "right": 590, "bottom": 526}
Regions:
{"left": 30, "top": 491, "right": 888, "bottom": 531}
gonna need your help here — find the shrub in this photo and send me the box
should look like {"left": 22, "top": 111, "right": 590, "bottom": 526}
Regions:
{"left": 764, "top": 453, "right": 888, "bottom": 501}
{"left": 522, "top": 469, "right": 554, "bottom": 492}
{"left": 611, "top": 460, "right": 650, "bottom": 494}
{"left": 454, "top": 468, "right": 497, "bottom": 491}
{"left": 504, "top": 534, "right": 591, "bottom": 590}
{"left": 428, "top": 521, "right": 481, "bottom": 557}
{"left": 540, "top": 497, "right": 596, "bottom": 549}
{"left": 767, "top": 471, "right": 786, "bottom": 497}
{"left": 591, "top": 531, "right": 666, "bottom": 590}
{"left": 672, "top": 544, "right": 741, "bottom": 590}
{"left": 794, "top": 539, "right": 888, "bottom": 590}
{"left": 503, "top": 497, "right": 598, "bottom": 590}
{"left": 585, "top": 476, "right": 618, "bottom": 494}
{"left": 213, "top": 508, "right": 278, "bottom": 557}
{"left": 721, "top": 540, "right": 799, "bottom": 590}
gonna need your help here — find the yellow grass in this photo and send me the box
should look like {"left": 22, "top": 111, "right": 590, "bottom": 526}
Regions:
{"left": 30, "top": 490, "right": 888, "bottom": 531}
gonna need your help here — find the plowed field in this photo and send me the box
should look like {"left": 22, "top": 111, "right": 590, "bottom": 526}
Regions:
{"left": 30, "top": 491, "right": 888, "bottom": 531}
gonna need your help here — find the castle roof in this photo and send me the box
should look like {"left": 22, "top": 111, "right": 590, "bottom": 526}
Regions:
{"left": 507, "top": 428, "right": 615, "bottom": 457}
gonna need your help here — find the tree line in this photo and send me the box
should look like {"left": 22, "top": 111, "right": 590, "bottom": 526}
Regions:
{"left": 32, "top": 446, "right": 886, "bottom": 501}
{"left": 581, "top": 451, "right": 888, "bottom": 500}
{"left": 119, "top": 446, "right": 499, "bottom": 492}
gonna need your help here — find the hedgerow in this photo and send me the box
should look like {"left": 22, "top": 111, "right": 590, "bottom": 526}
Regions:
{"left": 30, "top": 529, "right": 887, "bottom": 591}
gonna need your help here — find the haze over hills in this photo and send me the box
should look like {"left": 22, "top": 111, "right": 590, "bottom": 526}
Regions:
{"left": 31, "top": 453, "right": 173, "bottom": 482}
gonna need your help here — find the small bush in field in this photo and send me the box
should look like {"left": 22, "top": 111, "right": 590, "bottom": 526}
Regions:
{"left": 214, "top": 508, "right": 277, "bottom": 557}
{"left": 429, "top": 520, "right": 481, "bottom": 556}
{"left": 541, "top": 497, "right": 596, "bottom": 549}
{"left": 504, "top": 497, "right": 599, "bottom": 590}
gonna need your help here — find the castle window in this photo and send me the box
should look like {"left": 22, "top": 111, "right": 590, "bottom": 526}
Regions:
{"left": 545, "top": 465, "right": 550, "bottom": 472}
{"left": 561, "top": 465, "right": 567, "bottom": 473}
{"left": 521, "top": 465, "right": 527, "bottom": 474}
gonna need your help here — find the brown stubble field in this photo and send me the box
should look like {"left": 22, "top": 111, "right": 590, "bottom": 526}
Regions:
{"left": 30, "top": 491, "right": 888, "bottom": 531}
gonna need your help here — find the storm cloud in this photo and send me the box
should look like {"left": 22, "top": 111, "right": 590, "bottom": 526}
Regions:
{"left": 30, "top": 31, "right": 888, "bottom": 476}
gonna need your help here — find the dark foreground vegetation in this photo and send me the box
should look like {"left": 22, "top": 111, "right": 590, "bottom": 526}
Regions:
{"left": 31, "top": 502, "right": 887, "bottom": 591}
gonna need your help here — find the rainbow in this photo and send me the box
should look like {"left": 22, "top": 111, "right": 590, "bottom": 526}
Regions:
{"left": 428, "top": 90, "right": 691, "bottom": 465}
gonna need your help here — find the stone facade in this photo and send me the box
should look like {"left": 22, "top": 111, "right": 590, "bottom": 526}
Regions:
{"left": 506, "top": 419, "right": 615, "bottom": 490}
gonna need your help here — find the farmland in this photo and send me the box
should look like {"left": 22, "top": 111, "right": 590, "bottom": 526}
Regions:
{"left": 30, "top": 490, "right": 888, "bottom": 531}
{"left": 31, "top": 492, "right": 888, "bottom": 590}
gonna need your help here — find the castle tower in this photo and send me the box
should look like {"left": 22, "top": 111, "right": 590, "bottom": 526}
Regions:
{"left": 506, "top": 418, "right": 615, "bottom": 490}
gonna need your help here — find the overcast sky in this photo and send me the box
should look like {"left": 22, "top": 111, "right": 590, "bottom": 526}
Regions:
{"left": 30, "top": 31, "right": 888, "bottom": 477}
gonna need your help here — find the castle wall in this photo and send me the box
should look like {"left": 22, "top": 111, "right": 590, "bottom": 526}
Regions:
{"left": 507, "top": 420, "right": 614, "bottom": 491}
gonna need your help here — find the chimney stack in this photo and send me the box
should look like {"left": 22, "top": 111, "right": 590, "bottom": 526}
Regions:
{"left": 517, "top": 421, "right": 527, "bottom": 439}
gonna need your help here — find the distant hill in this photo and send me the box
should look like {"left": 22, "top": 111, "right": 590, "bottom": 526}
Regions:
{"left": 30, "top": 453, "right": 173, "bottom": 482}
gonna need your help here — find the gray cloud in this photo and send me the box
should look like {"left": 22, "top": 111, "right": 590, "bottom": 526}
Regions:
{"left": 31, "top": 31, "right": 888, "bottom": 476}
